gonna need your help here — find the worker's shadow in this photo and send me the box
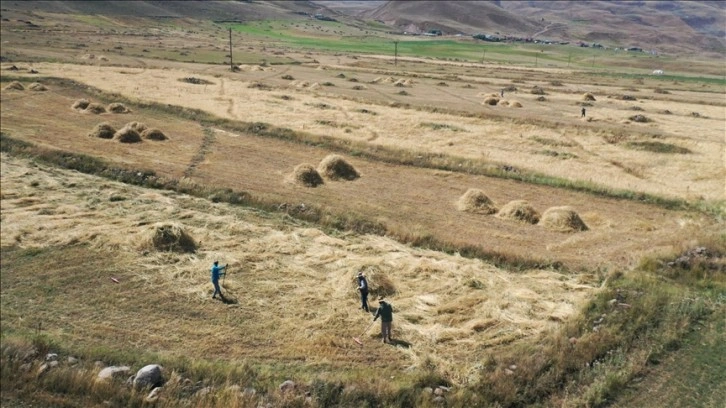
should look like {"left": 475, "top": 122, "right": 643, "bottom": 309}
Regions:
{"left": 388, "top": 338, "right": 411, "bottom": 348}
{"left": 218, "top": 296, "right": 238, "bottom": 305}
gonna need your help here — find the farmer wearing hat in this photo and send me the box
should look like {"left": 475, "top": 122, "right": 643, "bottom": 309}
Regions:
{"left": 210, "top": 260, "right": 227, "bottom": 300}
{"left": 357, "top": 271, "right": 369, "bottom": 312}
{"left": 373, "top": 299, "right": 393, "bottom": 343}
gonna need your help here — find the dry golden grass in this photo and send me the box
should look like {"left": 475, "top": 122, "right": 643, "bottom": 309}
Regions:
{"left": 28, "top": 82, "right": 47, "bottom": 91}
{"left": 11, "top": 61, "right": 721, "bottom": 201}
{"left": 0, "top": 154, "right": 598, "bottom": 381}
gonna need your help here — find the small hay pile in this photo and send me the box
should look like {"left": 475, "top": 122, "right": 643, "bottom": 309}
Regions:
{"left": 483, "top": 97, "right": 499, "bottom": 106}
{"left": 498, "top": 100, "right": 510, "bottom": 107}
{"left": 291, "top": 163, "right": 324, "bottom": 187}
{"left": 28, "top": 82, "right": 47, "bottom": 91}
{"left": 583, "top": 93, "right": 596, "bottom": 101}
{"left": 72, "top": 99, "right": 90, "bottom": 110}
{"left": 84, "top": 103, "right": 106, "bottom": 114}
{"left": 126, "top": 121, "right": 148, "bottom": 133}
{"left": 142, "top": 223, "right": 197, "bottom": 253}
{"left": 113, "top": 125, "right": 142, "bottom": 143}
{"left": 317, "top": 154, "right": 359, "bottom": 181}
{"left": 496, "top": 200, "right": 540, "bottom": 224}
{"left": 108, "top": 102, "right": 131, "bottom": 113}
{"left": 539, "top": 206, "right": 588, "bottom": 232}
{"left": 141, "top": 128, "right": 167, "bottom": 141}
{"left": 4, "top": 81, "right": 25, "bottom": 91}
{"left": 510, "top": 101, "right": 523, "bottom": 108}
{"left": 456, "top": 189, "right": 497, "bottom": 214}
{"left": 88, "top": 122, "right": 116, "bottom": 139}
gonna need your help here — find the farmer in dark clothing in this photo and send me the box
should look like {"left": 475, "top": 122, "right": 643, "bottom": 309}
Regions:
{"left": 210, "top": 261, "right": 227, "bottom": 300}
{"left": 373, "top": 299, "right": 393, "bottom": 343}
{"left": 581, "top": 107, "right": 586, "bottom": 118}
{"left": 357, "top": 272, "right": 369, "bottom": 312}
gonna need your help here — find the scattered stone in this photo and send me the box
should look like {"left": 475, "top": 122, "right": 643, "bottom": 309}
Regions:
{"left": 243, "top": 387, "right": 257, "bottom": 397}
{"left": 279, "top": 380, "right": 295, "bottom": 392}
{"left": 423, "top": 387, "right": 433, "bottom": 394}
{"left": 146, "top": 386, "right": 163, "bottom": 403}
{"left": 434, "top": 387, "right": 444, "bottom": 396}
{"left": 68, "top": 356, "right": 79, "bottom": 365}
{"left": 569, "top": 337, "right": 578, "bottom": 345}
{"left": 504, "top": 368, "right": 514, "bottom": 375}
{"left": 97, "top": 366, "right": 131, "bottom": 382}
{"left": 433, "top": 396, "right": 446, "bottom": 404}
{"left": 133, "top": 364, "right": 164, "bottom": 390}
{"left": 45, "top": 353, "right": 58, "bottom": 361}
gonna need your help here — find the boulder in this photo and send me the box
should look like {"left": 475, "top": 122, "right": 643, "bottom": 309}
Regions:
{"left": 279, "top": 380, "right": 295, "bottom": 393}
{"left": 133, "top": 364, "right": 164, "bottom": 390}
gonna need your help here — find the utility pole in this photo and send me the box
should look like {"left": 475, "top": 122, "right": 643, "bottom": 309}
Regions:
{"left": 229, "top": 28, "right": 234, "bottom": 71}
{"left": 394, "top": 41, "right": 399, "bottom": 66}
{"left": 535, "top": 54, "right": 538, "bottom": 68}
{"left": 567, "top": 53, "right": 571, "bottom": 68}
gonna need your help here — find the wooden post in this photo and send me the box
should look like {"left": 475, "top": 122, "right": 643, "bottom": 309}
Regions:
{"left": 394, "top": 41, "right": 399, "bottom": 66}
{"left": 229, "top": 28, "right": 233, "bottom": 71}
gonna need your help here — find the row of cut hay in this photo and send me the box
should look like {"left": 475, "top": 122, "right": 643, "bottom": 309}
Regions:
{"left": 457, "top": 189, "right": 587, "bottom": 232}
{"left": 72, "top": 99, "right": 131, "bottom": 114}
{"left": 88, "top": 121, "right": 168, "bottom": 143}
{"left": 481, "top": 92, "right": 595, "bottom": 106}
{"left": 290, "top": 154, "right": 360, "bottom": 187}
{"left": 3, "top": 81, "right": 47, "bottom": 91}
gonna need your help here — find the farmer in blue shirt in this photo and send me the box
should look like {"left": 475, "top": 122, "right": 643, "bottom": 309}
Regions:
{"left": 211, "top": 261, "right": 227, "bottom": 300}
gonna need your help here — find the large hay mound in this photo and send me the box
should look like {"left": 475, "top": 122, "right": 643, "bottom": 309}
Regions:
{"left": 291, "top": 163, "right": 324, "bottom": 187}
{"left": 72, "top": 99, "right": 90, "bottom": 110}
{"left": 483, "top": 97, "right": 499, "bottom": 106}
{"left": 143, "top": 223, "right": 197, "bottom": 253}
{"left": 317, "top": 154, "right": 359, "bottom": 181}
{"left": 108, "top": 102, "right": 131, "bottom": 113}
{"left": 539, "top": 206, "right": 588, "bottom": 232}
{"left": 84, "top": 103, "right": 106, "bottom": 114}
{"left": 88, "top": 122, "right": 116, "bottom": 139}
{"left": 141, "top": 128, "right": 167, "bottom": 141}
{"left": 28, "top": 82, "right": 47, "bottom": 91}
{"left": 456, "top": 188, "right": 498, "bottom": 214}
{"left": 4, "top": 81, "right": 25, "bottom": 91}
{"left": 583, "top": 93, "right": 596, "bottom": 101}
{"left": 496, "top": 200, "right": 540, "bottom": 224}
{"left": 113, "top": 126, "right": 142, "bottom": 143}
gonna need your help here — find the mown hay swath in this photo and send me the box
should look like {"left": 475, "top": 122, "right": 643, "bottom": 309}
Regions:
{"left": 28, "top": 82, "right": 47, "bottom": 91}
{"left": 539, "top": 206, "right": 588, "bottom": 232}
{"left": 457, "top": 189, "right": 497, "bottom": 214}
{"left": 583, "top": 93, "right": 596, "bottom": 101}
{"left": 496, "top": 200, "right": 540, "bottom": 224}
{"left": 291, "top": 163, "right": 324, "bottom": 187}
{"left": 317, "top": 154, "right": 359, "bottom": 181}
{"left": 88, "top": 122, "right": 116, "bottom": 139}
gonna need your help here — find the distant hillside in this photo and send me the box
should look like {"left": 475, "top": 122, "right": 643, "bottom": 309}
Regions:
{"left": 330, "top": 0, "right": 725, "bottom": 55}
{"left": 360, "top": 0, "right": 544, "bottom": 36}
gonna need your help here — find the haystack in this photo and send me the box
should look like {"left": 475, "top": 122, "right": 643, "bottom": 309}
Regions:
{"left": 317, "top": 154, "right": 359, "bottom": 181}
{"left": 483, "top": 97, "right": 499, "bottom": 106}
{"left": 456, "top": 188, "right": 497, "bottom": 215}
{"left": 141, "top": 128, "right": 167, "bottom": 141}
{"left": 496, "top": 200, "right": 540, "bottom": 224}
{"left": 28, "top": 82, "right": 47, "bottom": 91}
{"left": 539, "top": 206, "right": 588, "bottom": 232}
{"left": 125, "top": 121, "right": 148, "bottom": 133}
{"left": 498, "top": 100, "right": 510, "bottom": 107}
{"left": 113, "top": 126, "right": 142, "bottom": 143}
{"left": 4, "top": 81, "right": 24, "bottom": 91}
{"left": 142, "top": 223, "right": 197, "bottom": 253}
{"left": 108, "top": 102, "right": 131, "bottom": 113}
{"left": 510, "top": 101, "right": 523, "bottom": 108}
{"left": 88, "top": 122, "right": 116, "bottom": 139}
{"left": 84, "top": 103, "right": 106, "bottom": 114}
{"left": 583, "top": 93, "right": 596, "bottom": 101}
{"left": 291, "top": 163, "right": 324, "bottom": 187}
{"left": 72, "top": 99, "right": 90, "bottom": 110}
